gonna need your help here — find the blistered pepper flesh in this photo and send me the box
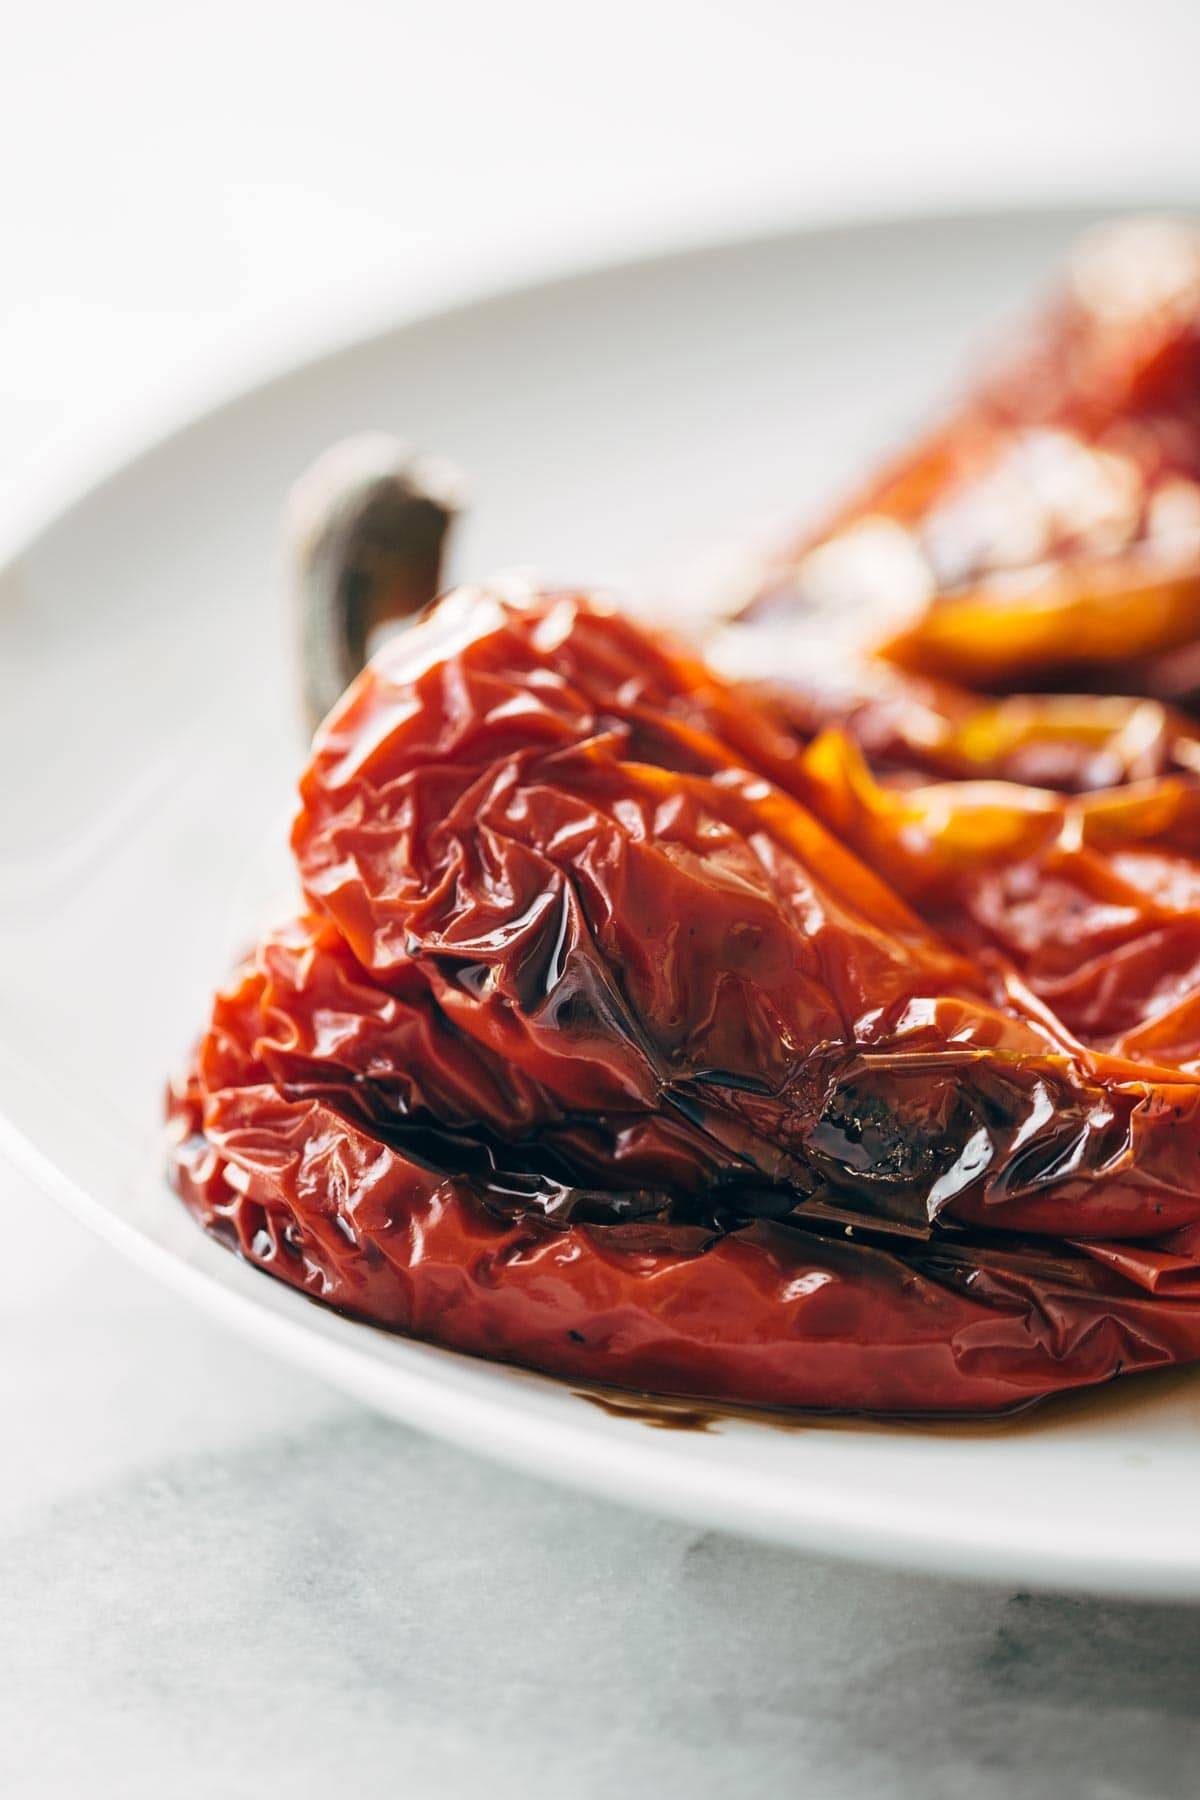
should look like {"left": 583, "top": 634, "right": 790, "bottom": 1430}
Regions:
{"left": 170, "top": 584, "right": 1200, "bottom": 1414}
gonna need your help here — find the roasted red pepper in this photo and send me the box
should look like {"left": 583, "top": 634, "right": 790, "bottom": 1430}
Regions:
{"left": 731, "top": 217, "right": 1200, "bottom": 702}
{"left": 170, "top": 581, "right": 1200, "bottom": 1414}
{"left": 170, "top": 220, "right": 1200, "bottom": 1414}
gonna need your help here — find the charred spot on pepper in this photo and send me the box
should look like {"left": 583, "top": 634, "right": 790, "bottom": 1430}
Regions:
{"left": 807, "top": 1074, "right": 976, "bottom": 1198}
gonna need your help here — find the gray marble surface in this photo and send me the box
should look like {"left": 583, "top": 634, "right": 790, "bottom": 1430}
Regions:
{"left": 3, "top": 1168, "right": 1199, "bottom": 1799}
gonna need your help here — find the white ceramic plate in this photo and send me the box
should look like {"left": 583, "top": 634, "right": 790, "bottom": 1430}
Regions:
{"left": 6, "top": 205, "right": 1200, "bottom": 1600}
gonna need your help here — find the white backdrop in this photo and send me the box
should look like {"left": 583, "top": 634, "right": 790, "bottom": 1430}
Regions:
{"left": 1, "top": 0, "right": 1193, "bottom": 529}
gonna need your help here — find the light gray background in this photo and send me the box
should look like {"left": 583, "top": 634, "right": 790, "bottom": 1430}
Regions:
{"left": 3, "top": 5, "right": 1199, "bottom": 1794}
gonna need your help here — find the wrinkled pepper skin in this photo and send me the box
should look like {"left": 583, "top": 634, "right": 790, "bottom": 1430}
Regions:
{"left": 170, "top": 585, "right": 1200, "bottom": 1414}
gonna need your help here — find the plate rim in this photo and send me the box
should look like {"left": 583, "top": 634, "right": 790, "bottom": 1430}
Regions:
{"left": 6, "top": 189, "right": 1195, "bottom": 574}
{"left": 10, "top": 1101, "right": 1199, "bottom": 1602}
